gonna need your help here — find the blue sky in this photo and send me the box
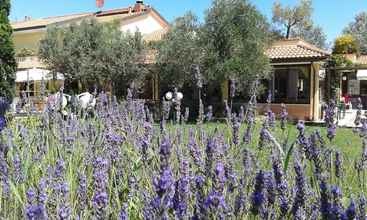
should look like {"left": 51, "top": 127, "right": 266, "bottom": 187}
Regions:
{"left": 9, "top": 0, "right": 367, "bottom": 42}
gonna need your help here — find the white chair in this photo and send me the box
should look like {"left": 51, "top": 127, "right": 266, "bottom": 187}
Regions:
{"left": 77, "top": 92, "right": 96, "bottom": 110}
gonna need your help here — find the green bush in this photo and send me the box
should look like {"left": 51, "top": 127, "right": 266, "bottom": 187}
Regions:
{"left": 0, "top": 0, "right": 16, "bottom": 101}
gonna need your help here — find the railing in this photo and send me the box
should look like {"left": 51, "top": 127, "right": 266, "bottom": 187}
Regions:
{"left": 16, "top": 56, "right": 44, "bottom": 69}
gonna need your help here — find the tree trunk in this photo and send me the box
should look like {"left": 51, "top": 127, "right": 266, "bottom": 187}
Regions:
{"left": 286, "top": 26, "right": 291, "bottom": 39}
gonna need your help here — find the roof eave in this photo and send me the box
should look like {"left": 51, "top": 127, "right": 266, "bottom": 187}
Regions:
{"left": 13, "top": 25, "right": 47, "bottom": 33}
{"left": 270, "top": 56, "right": 329, "bottom": 64}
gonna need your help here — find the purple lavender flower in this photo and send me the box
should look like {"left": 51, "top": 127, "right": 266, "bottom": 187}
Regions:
{"left": 259, "top": 123, "right": 271, "bottom": 149}
{"left": 54, "top": 159, "right": 65, "bottom": 179}
{"left": 0, "top": 97, "right": 9, "bottom": 116}
{"left": 173, "top": 160, "right": 190, "bottom": 219}
{"left": 330, "top": 185, "right": 344, "bottom": 219}
{"left": 173, "top": 88, "right": 182, "bottom": 124}
{"left": 234, "top": 178, "right": 246, "bottom": 215}
{"left": 345, "top": 198, "right": 357, "bottom": 220}
{"left": 26, "top": 188, "right": 38, "bottom": 220}
{"left": 192, "top": 175, "right": 206, "bottom": 219}
{"left": 291, "top": 161, "right": 306, "bottom": 217}
{"left": 205, "top": 137, "right": 216, "bottom": 175}
{"left": 204, "top": 163, "right": 227, "bottom": 218}
{"left": 264, "top": 172, "right": 276, "bottom": 206}
{"left": 0, "top": 151, "right": 9, "bottom": 198}
{"left": 358, "top": 194, "right": 366, "bottom": 220}
{"left": 38, "top": 183, "right": 48, "bottom": 219}
{"left": 140, "top": 121, "right": 153, "bottom": 163}
{"left": 355, "top": 98, "right": 363, "bottom": 126}
{"left": 243, "top": 110, "right": 255, "bottom": 144}
{"left": 232, "top": 115, "right": 240, "bottom": 145}
{"left": 127, "top": 88, "right": 133, "bottom": 101}
{"left": 77, "top": 172, "right": 87, "bottom": 211}
{"left": 327, "top": 123, "right": 337, "bottom": 141}
{"left": 92, "top": 157, "right": 109, "bottom": 219}
{"left": 224, "top": 100, "right": 231, "bottom": 123}
{"left": 225, "top": 161, "right": 237, "bottom": 193}
{"left": 272, "top": 158, "right": 289, "bottom": 217}
{"left": 159, "top": 137, "right": 172, "bottom": 169}
{"left": 250, "top": 170, "right": 266, "bottom": 216}
{"left": 0, "top": 116, "right": 6, "bottom": 133}
{"left": 324, "top": 100, "right": 337, "bottom": 141}
{"left": 152, "top": 169, "right": 175, "bottom": 216}
{"left": 243, "top": 126, "right": 252, "bottom": 145}
{"left": 296, "top": 120, "right": 305, "bottom": 137}
{"left": 99, "top": 91, "right": 108, "bottom": 107}
{"left": 160, "top": 116, "right": 166, "bottom": 134}
{"left": 280, "top": 103, "right": 288, "bottom": 130}
{"left": 320, "top": 180, "right": 331, "bottom": 219}
{"left": 92, "top": 191, "right": 108, "bottom": 218}
{"left": 335, "top": 150, "right": 342, "bottom": 178}
{"left": 204, "top": 191, "right": 227, "bottom": 217}
{"left": 106, "top": 132, "right": 124, "bottom": 144}
{"left": 213, "top": 162, "right": 226, "bottom": 191}
{"left": 148, "top": 137, "right": 175, "bottom": 219}
{"left": 58, "top": 198, "right": 71, "bottom": 219}
{"left": 266, "top": 109, "right": 276, "bottom": 128}
{"left": 119, "top": 203, "right": 128, "bottom": 220}
{"left": 25, "top": 185, "right": 48, "bottom": 220}
{"left": 206, "top": 105, "right": 213, "bottom": 122}
{"left": 187, "top": 129, "right": 203, "bottom": 170}
{"left": 13, "top": 153, "right": 24, "bottom": 183}
{"left": 266, "top": 90, "right": 272, "bottom": 104}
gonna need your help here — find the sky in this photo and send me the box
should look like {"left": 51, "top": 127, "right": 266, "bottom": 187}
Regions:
{"left": 9, "top": 0, "right": 367, "bottom": 43}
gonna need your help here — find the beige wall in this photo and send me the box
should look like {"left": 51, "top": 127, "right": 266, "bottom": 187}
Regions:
{"left": 12, "top": 31, "right": 45, "bottom": 53}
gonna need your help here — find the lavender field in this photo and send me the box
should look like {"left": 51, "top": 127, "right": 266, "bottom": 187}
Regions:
{"left": 0, "top": 94, "right": 366, "bottom": 220}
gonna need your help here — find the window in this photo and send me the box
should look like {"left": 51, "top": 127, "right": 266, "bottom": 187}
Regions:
{"left": 271, "top": 66, "right": 311, "bottom": 104}
{"left": 18, "top": 81, "right": 35, "bottom": 97}
{"left": 360, "top": 80, "right": 367, "bottom": 95}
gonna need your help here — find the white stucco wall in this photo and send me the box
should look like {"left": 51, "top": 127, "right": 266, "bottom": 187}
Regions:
{"left": 120, "top": 14, "right": 163, "bottom": 35}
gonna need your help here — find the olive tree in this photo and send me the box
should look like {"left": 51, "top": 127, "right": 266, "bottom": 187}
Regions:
{"left": 39, "top": 19, "right": 147, "bottom": 97}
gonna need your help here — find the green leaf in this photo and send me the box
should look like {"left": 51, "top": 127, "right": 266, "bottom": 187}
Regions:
{"left": 283, "top": 141, "right": 296, "bottom": 174}
{"left": 9, "top": 181, "right": 24, "bottom": 205}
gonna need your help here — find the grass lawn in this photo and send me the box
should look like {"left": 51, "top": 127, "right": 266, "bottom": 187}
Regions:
{"left": 2, "top": 114, "right": 365, "bottom": 219}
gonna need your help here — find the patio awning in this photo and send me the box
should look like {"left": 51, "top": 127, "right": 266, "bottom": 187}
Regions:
{"left": 16, "top": 68, "right": 64, "bottom": 82}
{"left": 357, "top": 70, "right": 367, "bottom": 80}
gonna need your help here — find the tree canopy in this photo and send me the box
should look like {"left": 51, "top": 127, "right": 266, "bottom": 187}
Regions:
{"left": 156, "top": 12, "right": 202, "bottom": 89}
{"left": 272, "top": 0, "right": 327, "bottom": 48}
{"left": 0, "top": 0, "right": 16, "bottom": 101}
{"left": 333, "top": 34, "right": 358, "bottom": 55}
{"left": 157, "top": 0, "right": 271, "bottom": 94}
{"left": 39, "top": 19, "right": 147, "bottom": 97}
{"left": 343, "top": 12, "right": 367, "bottom": 55}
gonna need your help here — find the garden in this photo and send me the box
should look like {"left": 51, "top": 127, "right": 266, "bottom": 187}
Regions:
{"left": 1, "top": 0, "right": 367, "bottom": 219}
{"left": 0, "top": 89, "right": 366, "bottom": 219}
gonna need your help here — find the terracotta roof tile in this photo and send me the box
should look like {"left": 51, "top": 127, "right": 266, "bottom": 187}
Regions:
{"left": 11, "top": 13, "right": 93, "bottom": 30}
{"left": 11, "top": 7, "right": 150, "bottom": 31}
{"left": 266, "top": 38, "right": 330, "bottom": 60}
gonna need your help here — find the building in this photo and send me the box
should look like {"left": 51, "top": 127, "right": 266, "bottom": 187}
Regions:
{"left": 261, "top": 38, "right": 330, "bottom": 121}
{"left": 340, "top": 54, "right": 367, "bottom": 109}
{"left": 11, "top": 1, "right": 168, "bottom": 110}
